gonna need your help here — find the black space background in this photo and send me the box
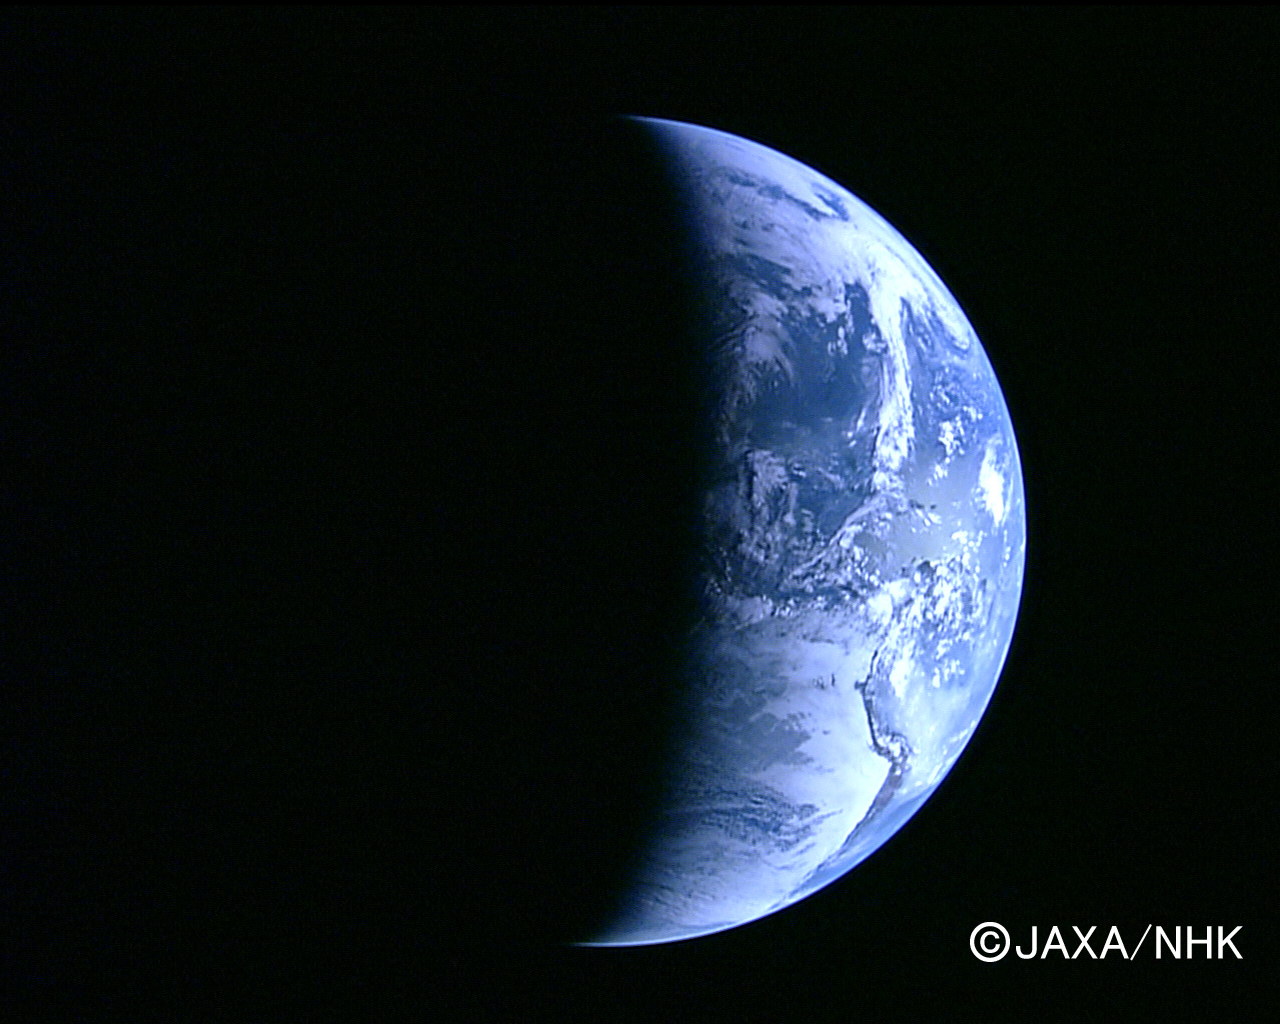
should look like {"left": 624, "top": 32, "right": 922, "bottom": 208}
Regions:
{"left": 3, "top": 8, "right": 1277, "bottom": 1020}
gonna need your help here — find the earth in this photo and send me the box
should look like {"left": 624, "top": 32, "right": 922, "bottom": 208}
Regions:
{"left": 585, "top": 119, "right": 1026, "bottom": 945}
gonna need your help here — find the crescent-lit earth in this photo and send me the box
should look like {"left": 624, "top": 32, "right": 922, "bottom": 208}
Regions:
{"left": 586, "top": 119, "right": 1026, "bottom": 946}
